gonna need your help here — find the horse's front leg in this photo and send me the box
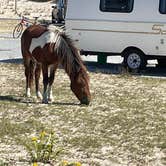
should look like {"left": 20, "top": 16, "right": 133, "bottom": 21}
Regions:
{"left": 35, "top": 63, "right": 42, "bottom": 100}
{"left": 42, "top": 64, "right": 49, "bottom": 103}
{"left": 48, "top": 64, "right": 58, "bottom": 102}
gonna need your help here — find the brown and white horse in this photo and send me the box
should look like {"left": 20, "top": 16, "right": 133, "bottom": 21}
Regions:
{"left": 21, "top": 24, "right": 91, "bottom": 105}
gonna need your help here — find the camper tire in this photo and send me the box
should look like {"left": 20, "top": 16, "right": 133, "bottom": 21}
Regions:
{"left": 123, "top": 49, "right": 147, "bottom": 72}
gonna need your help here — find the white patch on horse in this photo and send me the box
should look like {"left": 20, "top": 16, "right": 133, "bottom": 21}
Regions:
{"left": 29, "top": 31, "right": 59, "bottom": 53}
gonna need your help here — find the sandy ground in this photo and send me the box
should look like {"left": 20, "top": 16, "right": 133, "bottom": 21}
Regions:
{"left": 0, "top": 62, "right": 165, "bottom": 166}
{"left": 0, "top": 3, "right": 165, "bottom": 165}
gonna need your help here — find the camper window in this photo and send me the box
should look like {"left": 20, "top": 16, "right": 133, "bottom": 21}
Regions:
{"left": 100, "top": 0, "right": 134, "bottom": 13}
{"left": 159, "top": 0, "right": 166, "bottom": 14}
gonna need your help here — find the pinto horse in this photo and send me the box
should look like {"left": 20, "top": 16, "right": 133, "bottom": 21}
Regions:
{"left": 21, "top": 25, "right": 91, "bottom": 105}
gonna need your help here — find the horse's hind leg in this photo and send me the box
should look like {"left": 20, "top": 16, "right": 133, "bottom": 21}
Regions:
{"left": 35, "top": 63, "right": 42, "bottom": 99}
{"left": 24, "top": 58, "right": 35, "bottom": 97}
{"left": 48, "top": 64, "right": 58, "bottom": 102}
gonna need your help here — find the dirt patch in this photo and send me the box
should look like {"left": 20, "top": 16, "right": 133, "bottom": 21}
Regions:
{"left": 0, "top": 62, "right": 166, "bottom": 166}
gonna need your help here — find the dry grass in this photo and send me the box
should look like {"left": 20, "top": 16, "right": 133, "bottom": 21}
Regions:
{"left": 0, "top": 62, "right": 165, "bottom": 166}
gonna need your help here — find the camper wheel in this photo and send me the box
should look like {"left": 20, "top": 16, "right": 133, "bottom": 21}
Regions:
{"left": 123, "top": 49, "right": 147, "bottom": 72}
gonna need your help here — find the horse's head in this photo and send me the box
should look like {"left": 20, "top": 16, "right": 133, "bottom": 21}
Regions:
{"left": 71, "top": 69, "right": 91, "bottom": 105}
{"left": 54, "top": 29, "right": 91, "bottom": 105}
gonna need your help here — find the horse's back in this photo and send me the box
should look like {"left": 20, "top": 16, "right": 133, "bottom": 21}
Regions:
{"left": 22, "top": 25, "right": 47, "bottom": 39}
{"left": 21, "top": 25, "right": 48, "bottom": 58}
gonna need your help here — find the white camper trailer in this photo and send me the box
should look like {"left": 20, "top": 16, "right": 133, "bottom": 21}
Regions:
{"left": 64, "top": 0, "right": 166, "bottom": 70}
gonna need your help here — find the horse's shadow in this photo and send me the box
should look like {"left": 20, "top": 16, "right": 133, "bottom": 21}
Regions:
{"left": 0, "top": 95, "right": 80, "bottom": 106}
{"left": 52, "top": 102, "right": 80, "bottom": 106}
{"left": 0, "top": 95, "right": 22, "bottom": 102}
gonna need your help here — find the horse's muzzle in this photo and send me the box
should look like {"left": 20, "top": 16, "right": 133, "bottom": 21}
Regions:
{"left": 80, "top": 97, "right": 90, "bottom": 105}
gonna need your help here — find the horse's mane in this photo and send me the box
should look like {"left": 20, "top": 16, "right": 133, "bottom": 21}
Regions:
{"left": 48, "top": 25, "right": 89, "bottom": 82}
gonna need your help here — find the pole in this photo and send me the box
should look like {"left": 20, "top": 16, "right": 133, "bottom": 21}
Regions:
{"left": 15, "top": 0, "right": 17, "bottom": 14}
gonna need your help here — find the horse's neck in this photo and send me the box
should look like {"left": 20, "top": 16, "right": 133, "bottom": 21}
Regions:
{"left": 55, "top": 33, "right": 86, "bottom": 80}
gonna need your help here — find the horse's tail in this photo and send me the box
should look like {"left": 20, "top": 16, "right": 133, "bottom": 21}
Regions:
{"left": 21, "top": 29, "right": 32, "bottom": 61}
{"left": 21, "top": 32, "right": 25, "bottom": 58}
{"left": 56, "top": 32, "right": 87, "bottom": 77}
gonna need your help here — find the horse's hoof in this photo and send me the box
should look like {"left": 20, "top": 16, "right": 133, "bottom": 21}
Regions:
{"left": 26, "top": 94, "right": 31, "bottom": 98}
{"left": 42, "top": 100, "right": 48, "bottom": 104}
{"left": 36, "top": 92, "right": 42, "bottom": 100}
{"left": 48, "top": 97, "right": 54, "bottom": 103}
{"left": 26, "top": 92, "right": 31, "bottom": 98}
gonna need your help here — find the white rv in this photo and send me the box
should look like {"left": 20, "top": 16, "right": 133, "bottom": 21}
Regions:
{"left": 62, "top": 0, "right": 166, "bottom": 70}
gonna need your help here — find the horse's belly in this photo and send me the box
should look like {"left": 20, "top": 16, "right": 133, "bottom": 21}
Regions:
{"left": 32, "top": 47, "right": 57, "bottom": 64}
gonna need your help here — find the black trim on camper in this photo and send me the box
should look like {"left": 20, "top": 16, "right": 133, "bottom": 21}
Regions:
{"left": 159, "top": 0, "right": 166, "bottom": 14}
{"left": 80, "top": 50, "right": 121, "bottom": 56}
{"left": 100, "top": 0, "right": 134, "bottom": 13}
